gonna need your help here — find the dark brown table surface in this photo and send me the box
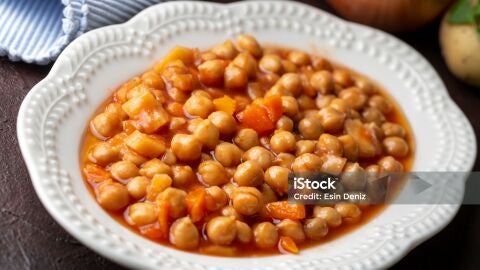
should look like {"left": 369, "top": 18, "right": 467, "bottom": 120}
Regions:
{"left": 1, "top": 1, "right": 479, "bottom": 269}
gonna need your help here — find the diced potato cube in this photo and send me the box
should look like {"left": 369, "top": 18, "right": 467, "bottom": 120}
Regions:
{"left": 154, "top": 46, "right": 195, "bottom": 72}
{"left": 321, "top": 154, "right": 347, "bottom": 175}
{"left": 115, "top": 77, "right": 141, "bottom": 103}
{"left": 122, "top": 91, "right": 157, "bottom": 118}
{"left": 134, "top": 107, "right": 170, "bottom": 133}
{"left": 125, "top": 130, "right": 165, "bottom": 158}
{"left": 139, "top": 158, "right": 172, "bottom": 178}
{"left": 213, "top": 95, "right": 237, "bottom": 115}
{"left": 146, "top": 174, "right": 173, "bottom": 201}
{"left": 126, "top": 85, "right": 152, "bottom": 100}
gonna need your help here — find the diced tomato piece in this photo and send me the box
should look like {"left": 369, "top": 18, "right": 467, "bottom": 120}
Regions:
{"left": 261, "top": 95, "right": 282, "bottom": 122}
{"left": 185, "top": 188, "right": 207, "bottom": 223}
{"left": 240, "top": 104, "right": 275, "bottom": 135}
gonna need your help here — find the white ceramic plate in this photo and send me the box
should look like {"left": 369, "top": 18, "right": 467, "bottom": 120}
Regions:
{"left": 17, "top": 1, "right": 476, "bottom": 269}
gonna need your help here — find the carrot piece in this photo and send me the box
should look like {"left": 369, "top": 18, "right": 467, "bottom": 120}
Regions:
{"left": 154, "top": 46, "right": 195, "bottom": 72}
{"left": 213, "top": 95, "right": 237, "bottom": 115}
{"left": 261, "top": 95, "right": 282, "bottom": 122}
{"left": 278, "top": 236, "right": 299, "bottom": 254}
{"left": 157, "top": 200, "right": 170, "bottom": 238}
{"left": 240, "top": 104, "right": 275, "bottom": 135}
{"left": 265, "top": 201, "right": 306, "bottom": 220}
{"left": 83, "top": 164, "right": 110, "bottom": 183}
{"left": 185, "top": 188, "right": 207, "bottom": 222}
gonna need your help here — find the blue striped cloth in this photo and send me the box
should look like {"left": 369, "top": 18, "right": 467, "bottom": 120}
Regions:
{"left": 0, "top": 0, "right": 162, "bottom": 64}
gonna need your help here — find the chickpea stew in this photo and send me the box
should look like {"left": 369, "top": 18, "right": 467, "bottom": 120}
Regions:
{"left": 81, "top": 35, "right": 414, "bottom": 256}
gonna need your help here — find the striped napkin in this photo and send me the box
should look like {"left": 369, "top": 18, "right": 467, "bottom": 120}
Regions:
{"left": 0, "top": 0, "right": 162, "bottom": 65}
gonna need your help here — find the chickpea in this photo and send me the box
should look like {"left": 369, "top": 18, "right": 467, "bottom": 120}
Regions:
{"left": 297, "top": 94, "right": 317, "bottom": 110}
{"left": 157, "top": 187, "right": 186, "bottom": 218}
{"left": 214, "top": 142, "right": 242, "bottom": 167}
{"left": 329, "top": 98, "right": 349, "bottom": 114}
{"left": 198, "top": 59, "right": 226, "bottom": 87}
{"left": 198, "top": 160, "right": 229, "bottom": 186}
{"left": 243, "top": 146, "right": 273, "bottom": 170}
{"left": 362, "top": 107, "right": 386, "bottom": 126}
{"left": 321, "top": 154, "right": 347, "bottom": 175}
{"left": 304, "top": 217, "right": 328, "bottom": 240}
{"left": 296, "top": 140, "right": 316, "bottom": 155}
{"left": 313, "top": 206, "right": 342, "bottom": 227}
{"left": 298, "top": 117, "right": 323, "bottom": 140}
{"left": 236, "top": 221, "right": 253, "bottom": 244}
{"left": 206, "top": 216, "right": 238, "bottom": 245}
{"left": 232, "top": 187, "right": 263, "bottom": 215}
{"left": 332, "top": 69, "right": 353, "bottom": 87}
{"left": 310, "top": 70, "right": 334, "bottom": 94}
{"left": 121, "top": 148, "right": 148, "bottom": 166}
{"left": 91, "top": 112, "right": 121, "bottom": 139}
{"left": 110, "top": 160, "right": 139, "bottom": 181}
{"left": 335, "top": 203, "right": 361, "bottom": 222}
{"left": 234, "top": 161, "right": 264, "bottom": 187}
{"left": 264, "top": 84, "right": 292, "bottom": 97}
{"left": 126, "top": 176, "right": 150, "bottom": 199}
{"left": 382, "top": 122, "right": 406, "bottom": 138}
{"left": 291, "top": 153, "right": 323, "bottom": 173}
{"left": 183, "top": 94, "right": 214, "bottom": 118}
{"left": 274, "top": 153, "right": 296, "bottom": 168}
{"left": 208, "top": 111, "right": 237, "bottom": 135}
{"left": 205, "top": 186, "right": 228, "bottom": 211}
{"left": 282, "top": 60, "right": 298, "bottom": 73}
{"left": 167, "top": 87, "right": 189, "bottom": 102}
{"left": 171, "top": 134, "right": 202, "bottom": 162}
{"left": 264, "top": 166, "right": 290, "bottom": 195}
{"left": 236, "top": 34, "right": 262, "bottom": 58}
{"left": 355, "top": 77, "right": 377, "bottom": 96}
{"left": 316, "top": 134, "right": 343, "bottom": 156}
{"left": 221, "top": 205, "right": 244, "bottom": 221}
{"left": 341, "top": 162, "right": 367, "bottom": 190}
{"left": 139, "top": 159, "right": 172, "bottom": 178}
{"left": 278, "top": 73, "right": 302, "bottom": 96}
{"left": 260, "top": 183, "right": 278, "bottom": 203}
{"left": 253, "top": 222, "right": 279, "bottom": 249}
{"left": 89, "top": 143, "right": 119, "bottom": 166}
{"left": 338, "top": 135, "right": 359, "bottom": 161}
{"left": 378, "top": 155, "right": 404, "bottom": 173}
{"left": 277, "top": 219, "right": 306, "bottom": 243}
{"left": 225, "top": 64, "right": 248, "bottom": 90}
{"left": 212, "top": 40, "right": 238, "bottom": 59}
{"left": 192, "top": 119, "right": 219, "bottom": 150}
{"left": 316, "top": 94, "right": 335, "bottom": 109}
{"left": 338, "top": 87, "right": 367, "bottom": 110}
{"left": 169, "top": 217, "right": 199, "bottom": 250}
{"left": 276, "top": 116, "right": 294, "bottom": 131}
{"left": 383, "top": 136, "right": 409, "bottom": 157}
{"left": 232, "top": 53, "right": 257, "bottom": 78}
{"left": 259, "top": 54, "right": 283, "bottom": 74}
{"left": 96, "top": 182, "right": 129, "bottom": 211}
{"left": 288, "top": 50, "right": 310, "bottom": 66}
{"left": 368, "top": 95, "right": 392, "bottom": 114}
{"left": 162, "top": 149, "right": 177, "bottom": 165}
{"left": 312, "top": 57, "right": 333, "bottom": 71}
{"left": 269, "top": 131, "right": 296, "bottom": 154}
{"left": 278, "top": 98, "right": 298, "bottom": 120}
{"left": 128, "top": 202, "right": 158, "bottom": 226}
{"left": 318, "top": 107, "right": 346, "bottom": 133}
{"left": 171, "top": 165, "right": 195, "bottom": 187}
{"left": 246, "top": 82, "right": 264, "bottom": 100}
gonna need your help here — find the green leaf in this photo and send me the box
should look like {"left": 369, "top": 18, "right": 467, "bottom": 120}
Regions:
{"left": 448, "top": 0, "right": 475, "bottom": 24}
